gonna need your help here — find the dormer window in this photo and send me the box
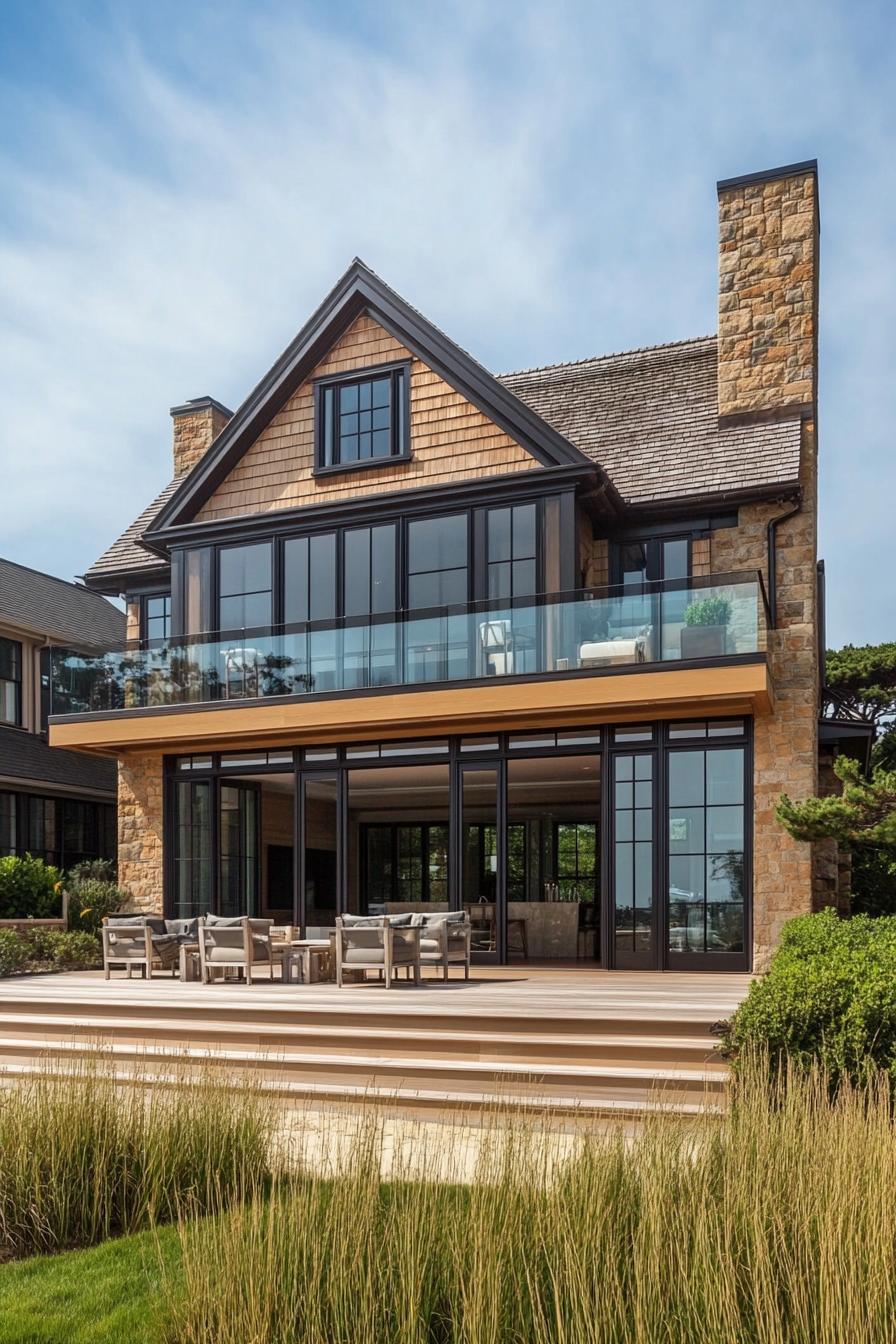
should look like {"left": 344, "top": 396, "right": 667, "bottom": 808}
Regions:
{"left": 315, "top": 362, "right": 410, "bottom": 473}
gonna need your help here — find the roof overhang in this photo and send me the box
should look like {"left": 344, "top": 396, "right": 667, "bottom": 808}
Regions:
{"left": 818, "top": 717, "right": 874, "bottom": 774}
{"left": 48, "top": 657, "right": 772, "bottom": 756}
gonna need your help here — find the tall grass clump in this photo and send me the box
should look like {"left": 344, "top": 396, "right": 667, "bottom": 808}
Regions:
{"left": 169, "top": 1057, "right": 896, "bottom": 1344}
{"left": 0, "top": 1058, "right": 272, "bottom": 1258}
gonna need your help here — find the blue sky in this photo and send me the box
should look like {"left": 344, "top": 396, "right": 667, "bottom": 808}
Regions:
{"left": 0, "top": 0, "right": 893, "bottom": 647}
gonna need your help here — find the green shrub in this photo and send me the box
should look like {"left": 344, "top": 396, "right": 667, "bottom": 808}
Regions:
{"left": 683, "top": 594, "right": 732, "bottom": 627}
{"left": 0, "top": 929, "right": 28, "bottom": 977}
{"left": 35, "top": 930, "right": 102, "bottom": 970}
{"left": 719, "top": 907, "right": 896, "bottom": 1086}
{"left": 67, "top": 858, "right": 117, "bottom": 886}
{"left": 65, "top": 878, "right": 126, "bottom": 934}
{"left": 0, "top": 855, "right": 63, "bottom": 919}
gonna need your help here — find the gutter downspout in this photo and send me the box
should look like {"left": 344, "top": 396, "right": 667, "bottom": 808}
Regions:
{"left": 766, "top": 500, "right": 802, "bottom": 629}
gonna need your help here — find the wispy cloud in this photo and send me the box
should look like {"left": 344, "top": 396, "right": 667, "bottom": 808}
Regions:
{"left": 0, "top": 0, "right": 893, "bottom": 645}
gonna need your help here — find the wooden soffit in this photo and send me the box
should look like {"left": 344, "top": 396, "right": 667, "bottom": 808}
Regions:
{"left": 48, "top": 660, "right": 772, "bottom": 756}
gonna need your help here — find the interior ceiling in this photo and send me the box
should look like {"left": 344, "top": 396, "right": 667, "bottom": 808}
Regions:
{"left": 228, "top": 757, "right": 600, "bottom": 812}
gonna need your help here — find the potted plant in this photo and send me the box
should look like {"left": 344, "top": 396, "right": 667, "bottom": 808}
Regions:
{"left": 680, "top": 595, "right": 731, "bottom": 659}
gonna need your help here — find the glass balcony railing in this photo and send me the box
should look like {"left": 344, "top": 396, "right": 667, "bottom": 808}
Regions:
{"left": 48, "top": 572, "right": 768, "bottom": 717}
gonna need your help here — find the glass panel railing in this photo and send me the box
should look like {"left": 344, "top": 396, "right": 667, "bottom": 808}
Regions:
{"left": 48, "top": 572, "right": 767, "bottom": 716}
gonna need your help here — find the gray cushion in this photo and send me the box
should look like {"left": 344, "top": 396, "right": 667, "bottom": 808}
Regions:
{"left": 414, "top": 911, "right": 466, "bottom": 928}
{"left": 204, "top": 914, "right": 245, "bottom": 928}
{"left": 204, "top": 939, "right": 271, "bottom": 964}
{"left": 343, "top": 944, "right": 417, "bottom": 966}
{"left": 419, "top": 934, "right": 468, "bottom": 954}
{"left": 340, "top": 914, "right": 385, "bottom": 928}
{"left": 165, "top": 917, "right": 198, "bottom": 940}
{"left": 107, "top": 915, "right": 149, "bottom": 927}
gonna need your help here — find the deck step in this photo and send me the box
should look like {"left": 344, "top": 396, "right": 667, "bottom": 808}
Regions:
{"left": 0, "top": 1035, "right": 727, "bottom": 1106}
{"left": 0, "top": 1013, "right": 722, "bottom": 1070}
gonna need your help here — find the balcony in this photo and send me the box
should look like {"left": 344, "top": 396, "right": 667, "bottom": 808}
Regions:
{"left": 47, "top": 574, "right": 771, "bottom": 752}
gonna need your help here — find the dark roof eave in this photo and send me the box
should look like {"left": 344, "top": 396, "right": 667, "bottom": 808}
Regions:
{"left": 618, "top": 479, "right": 802, "bottom": 522}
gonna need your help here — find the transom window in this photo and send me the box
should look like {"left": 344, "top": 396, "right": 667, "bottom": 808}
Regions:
{"left": 317, "top": 364, "right": 408, "bottom": 469}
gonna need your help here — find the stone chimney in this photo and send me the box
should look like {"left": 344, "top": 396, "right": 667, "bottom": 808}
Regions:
{"left": 170, "top": 396, "right": 233, "bottom": 476}
{"left": 717, "top": 160, "right": 819, "bottom": 423}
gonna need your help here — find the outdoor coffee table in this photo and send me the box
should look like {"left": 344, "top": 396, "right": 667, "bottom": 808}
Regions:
{"left": 282, "top": 938, "right": 334, "bottom": 984}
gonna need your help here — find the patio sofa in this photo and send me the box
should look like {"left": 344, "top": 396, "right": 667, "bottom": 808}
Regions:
{"left": 335, "top": 911, "right": 471, "bottom": 986}
{"left": 102, "top": 915, "right": 199, "bottom": 979}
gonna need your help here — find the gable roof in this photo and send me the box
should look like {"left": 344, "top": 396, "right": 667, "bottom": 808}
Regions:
{"left": 0, "top": 557, "right": 125, "bottom": 647}
{"left": 499, "top": 336, "right": 802, "bottom": 510}
{"left": 84, "top": 281, "right": 805, "bottom": 593}
{"left": 147, "top": 259, "right": 601, "bottom": 540}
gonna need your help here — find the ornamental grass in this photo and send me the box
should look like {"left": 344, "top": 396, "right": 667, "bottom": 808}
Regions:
{"left": 168, "top": 1057, "right": 896, "bottom": 1344}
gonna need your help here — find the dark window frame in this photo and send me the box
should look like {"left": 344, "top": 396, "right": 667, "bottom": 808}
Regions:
{"left": 0, "top": 636, "right": 22, "bottom": 728}
{"left": 313, "top": 360, "right": 411, "bottom": 476}
{"left": 140, "top": 591, "right": 172, "bottom": 645}
{"left": 163, "top": 720, "right": 752, "bottom": 972}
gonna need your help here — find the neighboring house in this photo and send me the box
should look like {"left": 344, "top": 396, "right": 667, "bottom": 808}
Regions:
{"left": 0, "top": 558, "right": 123, "bottom": 870}
{"left": 49, "top": 159, "right": 857, "bottom": 971}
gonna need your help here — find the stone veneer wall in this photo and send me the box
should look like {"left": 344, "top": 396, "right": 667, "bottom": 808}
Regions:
{"left": 172, "top": 403, "right": 231, "bottom": 477}
{"left": 709, "top": 424, "right": 819, "bottom": 969}
{"left": 718, "top": 169, "right": 818, "bottom": 420}
{"left": 118, "top": 754, "right": 164, "bottom": 913}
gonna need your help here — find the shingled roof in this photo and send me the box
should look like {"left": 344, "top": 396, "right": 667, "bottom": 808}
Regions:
{"left": 497, "top": 335, "right": 802, "bottom": 508}
{"left": 0, "top": 557, "right": 125, "bottom": 647}
{"left": 0, "top": 723, "right": 116, "bottom": 796}
{"left": 84, "top": 332, "right": 804, "bottom": 590}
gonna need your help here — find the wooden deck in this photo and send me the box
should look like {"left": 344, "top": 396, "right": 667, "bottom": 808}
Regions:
{"left": 0, "top": 967, "right": 753, "bottom": 1117}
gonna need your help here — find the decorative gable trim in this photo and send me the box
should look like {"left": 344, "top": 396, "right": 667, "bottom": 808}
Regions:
{"left": 149, "top": 260, "right": 617, "bottom": 538}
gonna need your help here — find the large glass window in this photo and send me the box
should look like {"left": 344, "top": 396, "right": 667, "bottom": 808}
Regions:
{"left": 0, "top": 793, "right": 16, "bottom": 855}
{"left": 0, "top": 637, "right": 22, "bottom": 726}
{"left": 506, "top": 754, "right": 601, "bottom": 962}
{"left": 283, "top": 534, "right": 337, "bottom": 624}
{"left": 461, "top": 767, "right": 499, "bottom": 955}
{"left": 318, "top": 366, "right": 408, "bottom": 468}
{"left": 348, "top": 765, "right": 450, "bottom": 916}
{"left": 668, "top": 747, "right": 745, "bottom": 955}
{"left": 613, "top": 753, "right": 654, "bottom": 959}
{"left": 28, "top": 797, "right": 58, "bottom": 867}
{"left": 219, "top": 784, "right": 259, "bottom": 917}
{"left": 303, "top": 775, "right": 338, "bottom": 930}
{"left": 343, "top": 525, "right": 398, "bottom": 689}
{"left": 174, "top": 780, "right": 213, "bottom": 919}
{"left": 487, "top": 504, "right": 537, "bottom": 600}
{"left": 407, "top": 514, "right": 468, "bottom": 608}
{"left": 218, "top": 543, "right": 272, "bottom": 632}
{"left": 344, "top": 525, "right": 396, "bottom": 617}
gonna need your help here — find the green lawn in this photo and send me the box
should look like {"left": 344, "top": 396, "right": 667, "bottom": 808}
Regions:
{"left": 0, "top": 1226, "right": 182, "bottom": 1344}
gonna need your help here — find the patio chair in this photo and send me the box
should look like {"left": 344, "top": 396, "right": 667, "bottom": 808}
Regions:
{"left": 102, "top": 915, "right": 181, "bottom": 979}
{"left": 479, "top": 619, "right": 514, "bottom": 676}
{"left": 413, "top": 911, "right": 471, "bottom": 980}
{"left": 334, "top": 915, "right": 421, "bottom": 988}
{"left": 197, "top": 915, "right": 275, "bottom": 984}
